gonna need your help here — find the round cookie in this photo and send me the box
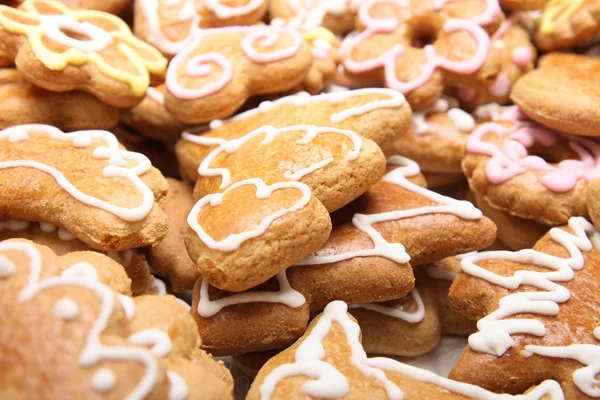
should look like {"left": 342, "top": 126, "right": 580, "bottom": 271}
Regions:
{"left": 511, "top": 53, "right": 600, "bottom": 137}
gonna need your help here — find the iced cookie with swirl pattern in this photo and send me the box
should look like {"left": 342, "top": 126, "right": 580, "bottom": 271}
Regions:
{"left": 0, "top": 124, "right": 168, "bottom": 251}
{"left": 449, "top": 218, "right": 600, "bottom": 399}
{"left": 287, "top": 156, "right": 496, "bottom": 310}
{"left": 14, "top": 0, "right": 131, "bottom": 15}
{"left": 384, "top": 96, "right": 475, "bottom": 174}
{"left": 0, "top": 219, "right": 154, "bottom": 295}
{"left": 0, "top": 68, "right": 119, "bottom": 131}
{"left": 269, "top": 0, "right": 360, "bottom": 34}
{"left": 463, "top": 107, "right": 600, "bottom": 225}
{"left": 0, "top": 239, "right": 233, "bottom": 399}
{"left": 164, "top": 25, "right": 313, "bottom": 124}
{"left": 0, "top": 0, "right": 167, "bottom": 108}
{"left": 247, "top": 300, "right": 565, "bottom": 400}
{"left": 176, "top": 88, "right": 411, "bottom": 183}
{"left": 535, "top": 0, "right": 600, "bottom": 50}
{"left": 454, "top": 16, "right": 536, "bottom": 109}
{"left": 147, "top": 178, "right": 200, "bottom": 293}
{"left": 339, "top": 0, "right": 505, "bottom": 109}
{"left": 511, "top": 53, "right": 600, "bottom": 137}
{"left": 351, "top": 258, "right": 476, "bottom": 357}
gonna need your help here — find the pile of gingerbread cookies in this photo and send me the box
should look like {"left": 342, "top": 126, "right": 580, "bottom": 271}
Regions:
{"left": 1, "top": 0, "right": 600, "bottom": 398}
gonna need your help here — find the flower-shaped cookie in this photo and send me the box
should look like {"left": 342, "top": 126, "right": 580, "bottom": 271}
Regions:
{"left": 340, "top": 0, "right": 504, "bottom": 108}
{"left": 0, "top": 0, "right": 167, "bottom": 107}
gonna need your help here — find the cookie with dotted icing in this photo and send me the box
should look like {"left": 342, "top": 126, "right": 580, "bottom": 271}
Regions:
{"left": 384, "top": 96, "right": 476, "bottom": 174}
{"left": 351, "top": 258, "right": 476, "bottom": 357}
{"left": 0, "top": 238, "right": 233, "bottom": 399}
{"left": 0, "top": 0, "right": 167, "bottom": 108}
{"left": 536, "top": 0, "right": 600, "bottom": 50}
{"left": 462, "top": 106, "right": 599, "bottom": 225}
{"left": 0, "top": 124, "right": 169, "bottom": 251}
{"left": 247, "top": 300, "right": 565, "bottom": 400}
{"left": 0, "top": 219, "right": 154, "bottom": 295}
{"left": 14, "top": 0, "right": 132, "bottom": 14}
{"left": 0, "top": 68, "right": 119, "bottom": 131}
{"left": 164, "top": 25, "right": 313, "bottom": 124}
{"left": 175, "top": 88, "right": 411, "bottom": 183}
{"left": 287, "top": 156, "right": 497, "bottom": 310}
{"left": 147, "top": 178, "right": 200, "bottom": 293}
{"left": 339, "top": 0, "right": 505, "bottom": 109}
{"left": 511, "top": 53, "right": 600, "bottom": 137}
{"left": 449, "top": 217, "right": 600, "bottom": 399}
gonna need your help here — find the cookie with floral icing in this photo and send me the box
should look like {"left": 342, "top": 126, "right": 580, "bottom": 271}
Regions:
{"left": 164, "top": 25, "right": 313, "bottom": 124}
{"left": 0, "top": 124, "right": 168, "bottom": 251}
{"left": 247, "top": 300, "right": 564, "bottom": 400}
{"left": 176, "top": 88, "right": 411, "bottom": 182}
{"left": 339, "top": 0, "right": 504, "bottom": 108}
{"left": 462, "top": 107, "right": 600, "bottom": 225}
{"left": 0, "top": 238, "right": 233, "bottom": 399}
{"left": 0, "top": 68, "right": 119, "bottom": 131}
{"left": 536, "top": 0, "right": 600, "bottom": 50}
{"left": 384, "top": 96, "right": 475, "bottom": 174}
{"left": 511, "top": 53, "right": 600, "bottom": 137}
{"left": 269, "top": 0, "right": 360, "bottom": 34}
{"left": 147, "top": 178, "right": 200, "bottom": 293}
{"left": 455, "top": 16, "right": 536, "bottom": 109}
{"left": 0, "top": 0, "right": 167, "bottom": 108}
{"left": 0, "top": 219, "right": 154, "bottom": 295}
{"left": 351, "top": 258, "right": 476, "bottom": 357}
{"left": 287, "top": 156, "right": 496, "bottom": 310}
{"left": 449, "top": 217, "right": 600, "bottom": 399}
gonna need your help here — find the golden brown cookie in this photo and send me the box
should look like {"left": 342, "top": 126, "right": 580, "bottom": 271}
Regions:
{"left": 0, "top": 68, "right": 119, "bottom": 131}
{"left": 587, "top": 177, "right": 600, "bottom": 232}
{"left": 0, "top": 238, "right": 233, "bottom": 399}
{"left": 0, "top": 124, "right": 169, "bottom": 251}
{"left": 16, "top": 0, "right": 132, "bottom": 14}
{"left": 268, "top": 0, "right": 358, "bottom": 34}
{"left": 247, "top": 300, "right": 564, "bottom": 399}
{"left": 536, "top": 0, "right": 600, "bottom": 50}
{"left": 449, "top": 217, "right": 600, "bottom": 399}
{"left": 511, "top": 53, "right": 600, "bottom": 137}
{"left": 0, "top": 0, "right": 167, "bottom": 107}
{"left": 500, "top": 0, "right": 548, "bottom": 10}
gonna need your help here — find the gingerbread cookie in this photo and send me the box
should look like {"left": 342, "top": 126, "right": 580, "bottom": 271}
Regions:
{"left": 0, "top": 238, "right": 232, "bottom": 399}
{"left": 247, "top": 300, "right": 564, "bottom": 399}
{"left": 339, "top": 0, "right": 504, "bottom": 108}
{"left": 500, "top": 0, "right": 548, "bottom": 10}
{"left": 351, "top": 259, "right": 476, "bottom": 357}
{"left": 14, "top": 0, "right": 132, "bottom": 14}
{"left": 176, "top": 88, "right": 411, "bottom": 183}
{"left": 536, "top": 0, "right": 600, "bottom": 50}
{"left": 0, "top": 219, "right": 154, "bottom": 295}
{"left": 297, "top": 27, "right": 339, "bottom": 94}
{"left": 449, "top": 217, "right": 600, "bottom": 399}
{"left": 511, "top": 53, "right": 600, "bottom": 137}
{"left": 0, "top": 124, "right": 168, "bottom": 251}
{"left": 0, "top": 68, "right": 119, "bottom": 131}
{"left": 164, "top": 25, "right": 313, "bottom": 124}
{"left": 147, "top": 178, "right": 200, "bottom": 293}
{"left": 463, "top": 107, "right": 599, "bottom": 225}
{"left": 588, "top": 178, "right": 600, "bottom": 233}
{"left": 269, "top": 0, "right": 359, "bottom": 34}
{"left": 197, "top": 0, "right": 268, "bottom": 28}
{"left": 0, "top": 0, "right": 167, "bottom": 107}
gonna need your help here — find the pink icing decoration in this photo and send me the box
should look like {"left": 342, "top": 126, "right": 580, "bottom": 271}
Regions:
{"left": 341, "top": 0, "right": 492, "bottom": 95}
{"left": 166, "top": 26, "right": 303, "bottom": 99}
{"left": 467, "top": 108, "right": 600, "bottom": 193}
{"left": 512, "top": 46, "right": 533, "bottom": 69}
{"left": 491, "top": 14, "right": 516, "bottom": 40}
{"left": 456, "top": 87, "right": 477, "bottom": 102}
{"left": 489, "top": 72, "right": 510, "bottom": 97}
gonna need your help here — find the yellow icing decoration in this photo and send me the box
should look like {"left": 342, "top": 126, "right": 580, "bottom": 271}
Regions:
{"left": 0, "top": 0, "right": 167, "bottom": 96}
{"left": 538, "top": 0, "right": 586, "bottom": 35}
{"left": 302, "top": 27, "right": 336, "bottom": 45}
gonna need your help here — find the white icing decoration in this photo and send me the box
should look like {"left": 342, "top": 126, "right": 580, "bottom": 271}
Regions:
{"left": 286, "top": 0, "right": 361, "bottom": 31}
{"left": 473, "top": 103, "right": 513, "bottom": 122}
{"left": 259, "top": 300, "right": 565, "bottom": 400}
{"left": 184, "top": 124, "right": 363, "bottom": 189}
{"left": 166, "top": 370, "right": 189, "bottom": 400}
{"left": 426, "top": 265, "right": 458, "bottom": 281}
{"left": 412, "top": 97, "right": 475, "bottom": 135}
{"left": 0, "top": 220, "right": 30, "bottom": 231}
{"left": 128, "top": 329, "right": 173, "bottom": 358}
{"left": 196, "top": 269, "right": 305, "bottom": 317}
{"left": 153, "top": 277, "right": 168, "bottom": 296}
{"left": 146, "top": 87, "right": 166, "bottom": 105}
{"left": 0, "top": 125, "right": 155, "bottom": 222}
{"left": 204, "top": 0, "right": 264, "bottom": 19}
{"left": 39, "top": 222, "right": 58, "bottom": 233}
{"left": 202, "top": 88, "right": 406, "bottom": 132}
{"left": 39, "top": 15, "right": 113, "bottom": 53}
{"left": 350, "top": 288, "right": 425, "bottom": 323}
{"left": 296, "top": 156, "right": 482, "bottom": 266}
{"left": 91, "top": 368, "right": 117, "bottom": 392}
{"left": 57, "top": 227, "right": 76, "bottom": 241}
{"left": 118, "top": 294, "right": 136, "bottom": 320}
{"left": 187, "top": 178, "right": 312, "bottom": 252}
{"left": 53, "top": 297, "right": 80, "bottom": 320}
{"left": 140, "top": 0, "right": 199, "bottom": 56}
{"left": 461, "top": 217, "right": 599, "bottom": 357}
